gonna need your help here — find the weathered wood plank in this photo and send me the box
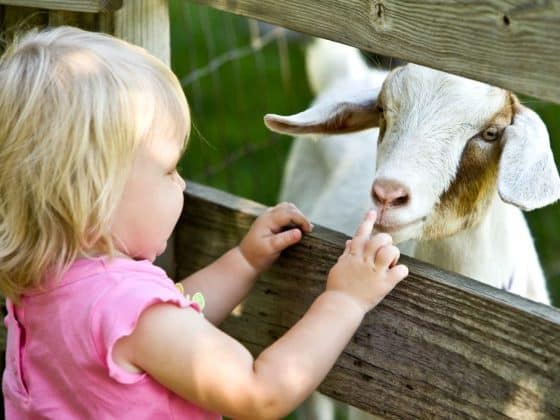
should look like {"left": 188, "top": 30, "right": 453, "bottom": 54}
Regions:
{"left": 115, "top": 0, "right": 170, "bottom": 65}
{"left": 0, "top": 0, "right": 122, "bottom": 13}
{"left": 190, "top": 0, "right": 560, "bottom": 104}
{"left": 175, "top": 182, "right": 560, "bottom": 419}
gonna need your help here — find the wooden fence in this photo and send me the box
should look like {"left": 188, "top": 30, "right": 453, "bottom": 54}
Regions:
{"left": 1, "top": 0, "right": 559, "bottom": 418}
{"left": 177, "top": 182, "right": 560, "bottom": 418}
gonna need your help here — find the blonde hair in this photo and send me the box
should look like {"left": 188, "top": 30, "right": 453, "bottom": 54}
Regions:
{"left": 0, "top": 26, "right": 190, "bottom": 301}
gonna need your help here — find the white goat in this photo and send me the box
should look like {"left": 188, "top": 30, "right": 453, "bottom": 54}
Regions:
{"left": 265, "top": 38, "right": 560, "bottom": 420}
{"left": 268, "top": 38, "right": 559, "bottom": 305}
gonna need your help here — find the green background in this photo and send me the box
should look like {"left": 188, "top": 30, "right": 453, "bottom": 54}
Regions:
{"left": 169, "top": 1, "right": 560, "bottom": 307}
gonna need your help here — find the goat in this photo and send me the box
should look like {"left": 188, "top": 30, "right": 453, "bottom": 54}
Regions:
{"left": 267, "top": 39, "right": 559, "bottom": 305}
{"left": 265, "top": 38, "right": 560, "bottom": 420}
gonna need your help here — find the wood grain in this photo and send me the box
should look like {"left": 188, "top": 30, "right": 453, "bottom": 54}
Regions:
{"left": 191, "top": 0, "right": 560, "bottom": 104}
{"left": 175, "top": 182, "right": 560, "bottom": 418}
{"left": 0, "top": 0, "right": 122, "bottom": 13}
{"left": 115, "top": 0, "right": 170, "bottom": 65}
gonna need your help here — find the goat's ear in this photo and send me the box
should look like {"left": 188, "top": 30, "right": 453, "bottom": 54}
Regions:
{"left": 264, "top": 96, "right": 380, "bottom": 136}
{"left": 498, "top": 104, "right": 560, "bottom": 211}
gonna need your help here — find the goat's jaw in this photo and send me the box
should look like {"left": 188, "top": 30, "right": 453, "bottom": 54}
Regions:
{"left": 374, "top": 217, "right": 424, "bottom": 244}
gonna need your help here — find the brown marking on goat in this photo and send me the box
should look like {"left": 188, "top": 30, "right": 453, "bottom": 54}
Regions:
{"left": 331, "top": 102, "right": 381, "bottom": 133}
{"left": 264, "top": 101, "right": 380, "bottom": 135}
{"left": 421, "top": 92, "right": 517, "bottom": 240}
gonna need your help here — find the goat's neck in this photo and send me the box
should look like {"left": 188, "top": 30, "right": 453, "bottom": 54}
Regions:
{"left": 412, "top": 194, "right": 521, "bottom": 288}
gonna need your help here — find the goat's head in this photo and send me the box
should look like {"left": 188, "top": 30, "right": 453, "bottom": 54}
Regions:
{"left": 265, "top": 64, "right": 560, "bottom": 243}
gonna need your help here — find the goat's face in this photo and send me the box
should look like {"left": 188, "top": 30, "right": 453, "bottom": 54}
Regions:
{"left": 264, "top": 64, "right": 560, "bottom": 243}
{"left": 372, "top": 64, "right": 513, "bottom": 242}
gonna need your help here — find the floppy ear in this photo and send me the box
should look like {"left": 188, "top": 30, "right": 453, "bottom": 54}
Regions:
{"left": 498, "top": 104, "right": 560, "bottom": 211}
{"left": 264, "top": 89, "right": 381, "bottom": 136}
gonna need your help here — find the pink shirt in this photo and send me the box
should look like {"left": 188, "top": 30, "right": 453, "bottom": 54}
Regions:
{"left": 3, "top": 257, "right": 221, "bottom": 419}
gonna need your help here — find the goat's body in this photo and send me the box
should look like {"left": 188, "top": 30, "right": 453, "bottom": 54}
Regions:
{"left": 280, "top": 129, "right": 376, "bottom": 235}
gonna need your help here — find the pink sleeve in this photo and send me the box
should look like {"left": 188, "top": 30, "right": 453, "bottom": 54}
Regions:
{"left": 90, "top": 276, "right": 201, "bottom": 384}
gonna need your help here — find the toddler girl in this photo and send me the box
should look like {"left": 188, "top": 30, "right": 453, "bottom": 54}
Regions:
{"left": 0, "top": 26, "right": 408, "bottom": 419}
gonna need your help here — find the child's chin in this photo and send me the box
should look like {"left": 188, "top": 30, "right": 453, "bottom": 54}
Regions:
{"left": 153, "top": 244, "right": 169, "bottom": 261}
{"left": 133, "top": 250, "right": 159, "bottom": 262}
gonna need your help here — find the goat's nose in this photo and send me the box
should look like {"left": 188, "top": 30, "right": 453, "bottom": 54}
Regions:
{"left": 372, "top": 179, "right": 410, "bottom": 207}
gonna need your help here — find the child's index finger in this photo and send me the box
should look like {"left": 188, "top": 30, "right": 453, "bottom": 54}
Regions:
{"left": 354, "top": 210, "right": 376, "bottom": 238}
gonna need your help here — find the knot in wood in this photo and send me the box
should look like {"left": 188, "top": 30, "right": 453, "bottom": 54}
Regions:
{"left": 369, "top": 1, "right": 388, "bottom": 29}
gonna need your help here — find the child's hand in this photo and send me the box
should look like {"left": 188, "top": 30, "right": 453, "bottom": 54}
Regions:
{"left": 327, "top": 210, "right": 408, "bottom": 312}
{"left": 239, "top": 202, "right": 313, "bottom": 271}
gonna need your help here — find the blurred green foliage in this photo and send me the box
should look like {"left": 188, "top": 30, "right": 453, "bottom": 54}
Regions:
{"left": 169, "top": 1, "right": 560, "bottom": 308}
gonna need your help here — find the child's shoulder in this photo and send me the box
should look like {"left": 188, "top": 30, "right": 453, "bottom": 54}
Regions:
{"left": 71, "top": 256, "right": 167, "bottom": 283}
{"left": 74, "top": 257, "right": 175, "bottom": 296}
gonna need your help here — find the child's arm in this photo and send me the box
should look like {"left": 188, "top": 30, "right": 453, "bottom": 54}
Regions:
{"left": 114, "top": 211, "right": 408, "bottom": 419}
{"left": 178, "top": 203, "right": 313, "bottom": 324}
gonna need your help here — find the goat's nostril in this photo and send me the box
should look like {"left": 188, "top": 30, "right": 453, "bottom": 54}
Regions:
{"left": 372, "top": 179, "right": 410, "bottom": 207}
{"left": 393, "top": 194, "right": 409, "bottom": 206}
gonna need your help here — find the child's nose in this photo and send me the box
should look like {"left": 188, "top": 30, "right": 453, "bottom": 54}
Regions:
{"left": 172, "top": 171, "right": 187, "bottom": 191}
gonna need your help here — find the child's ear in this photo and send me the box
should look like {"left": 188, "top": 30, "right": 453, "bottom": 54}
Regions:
{"left": 264, "top": 89, "right": 382, "bottom": 136}
{"left": 498, "top": 103, "right": 560, "bottom": 211}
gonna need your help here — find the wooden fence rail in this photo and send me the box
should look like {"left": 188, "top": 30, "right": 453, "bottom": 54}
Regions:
{"left": 0, "top": 0, "right": 122, "bottom": 13}
{"left": 192, "top": 0, "right": 560, "bottom": 105}
{"left": 175, "top": 182, "right": 560, "bottom": 419}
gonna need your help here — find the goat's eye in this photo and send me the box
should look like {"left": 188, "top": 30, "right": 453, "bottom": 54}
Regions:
{"left": 376, "top": 105, "right": 384, "bottom": 115}
{"left": 481, "top": 126, "right": 499, "bottom": 142}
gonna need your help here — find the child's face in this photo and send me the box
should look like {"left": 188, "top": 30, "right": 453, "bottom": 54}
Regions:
{"left": 110, "top": 121, "right": 187, "bottom": 262}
